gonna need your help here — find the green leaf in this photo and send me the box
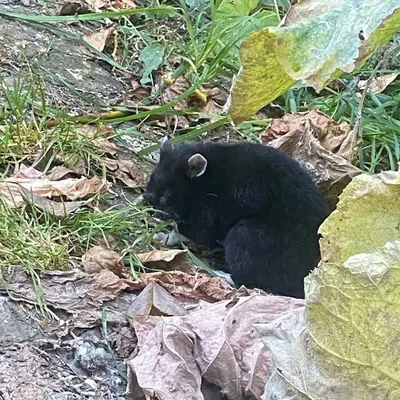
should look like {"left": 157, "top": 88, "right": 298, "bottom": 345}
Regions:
{"left": 139, "top": 43, "right": 165, "bottom": 85}
{"left": 257, "top": 173, "right": 400, "bottom": 398}
{"left": 227, "top": 0, "right": 400, "bottom": 123}
{"left": 216, "top": 0, "right": 259, "bottom": 18}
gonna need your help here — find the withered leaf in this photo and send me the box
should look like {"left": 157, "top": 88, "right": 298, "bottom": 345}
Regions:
{"left": 128, "top": 282, "right": 188, "bottom": 317}
{"left": 102, "top": 158, "right": 147, "bottom": 188}
{"left": 261, "top": 110, "right": 363, "bottom": 211}
{"left": 82, "top": 246, "right": 124, "bottom": 277}
{"left": 83, "top": 24, "right": 116, "bottom": 52}
{"left": 128, "top": 295, "right": 305, "bottom": 400}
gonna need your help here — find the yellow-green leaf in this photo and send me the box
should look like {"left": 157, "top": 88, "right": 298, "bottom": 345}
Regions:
{"left": 228, "top": 0, "right": 400, "bottom": 123}
{"left": 257, "top": 173, "right": 400, "bottom": 398}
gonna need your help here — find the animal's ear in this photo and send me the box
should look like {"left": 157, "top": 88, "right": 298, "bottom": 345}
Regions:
{"left": 187, "top": 153, "right": 207, "bottom": 179}
{"left": 160, "top": 136, "right": 172, "bottom": 153}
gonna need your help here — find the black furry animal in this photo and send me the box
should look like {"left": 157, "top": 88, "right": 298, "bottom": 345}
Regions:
{"left": 143, "top": 138, "right": 326, "bottom": 298}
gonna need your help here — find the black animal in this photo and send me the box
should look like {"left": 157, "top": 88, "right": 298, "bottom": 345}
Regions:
{"left": 143, "top": 138, "right": 326, "bottom": 298}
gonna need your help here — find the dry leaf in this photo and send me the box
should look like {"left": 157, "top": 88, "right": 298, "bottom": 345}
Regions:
{"left": 48, "top": 166, "right": 80, "bottom": 181}
{"left": 59, "top": 1, "right": 89, "bottom": 15}
{"left": 102, "top": 158, "right": 147, "bottom": 188}
{"left": 127, "top": 282, "right": 188, "bottom": 317}
{"left": 137, "top": 249, "right": 194, "bottom": 273}
{"left": 379, "top": 163, "right": 400, "bottom": 185}
{"left": 0, "top": 267, "right": 142, "bottom": 315}
{"left": 82, "top": 246, "right": 124, "bottom": 277}
{"left": 128, "top": 295, "right": 305, "bottom": 400}
{"left": 130, "top": 80, "right": 151, "bottom": 101}
{"left": 93, "top": 138, "right": 118, "bottom": 156}
{"left": 84, "top": 0, "right": 108, "bottom": 9}
{"left": 83, "top": 24, "right": 116, "bottom": 52}
{"left": 0, "top": 165, "right": 109, "bottom": 207}
{"left": 19, "top": 185, "right": 88, "bottom": 217}
{"left": 358, "top": 73, "right": 398, "bottom": 93}
{"left": 261, "top": 110, "right": 363, "bottom": 211}
{"left": 139, "top": 271, "right": 237, "bottom": 302}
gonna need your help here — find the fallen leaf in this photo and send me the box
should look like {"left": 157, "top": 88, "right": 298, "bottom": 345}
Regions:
{"left": 128, "top": 295, "right": 305, "bottom": 400}
{"left": 0, "top": 165, "right": 109, "bottom": 207}
{"left": 261, "top": 110, "right": 363, "bottom": 211}
{"left": 0, "top": 267, "right": 142, "bottom": 319}
{"left": 130, "top": 80, "right": 152, "bottom": 101}
{"left": 83, "top": 24, "right": 116, "bottom": 52}
{"left": 358, "top": 72, "right": 399, "bottom": 93}
{"left": 59, "top": 1, "right": 89, "bottom": 15}
{"left": 14, "top": 164, "right": 45, "bottom": 179}
{"left": 227, "top": 1, "right": 400, "bottom": 123}
{"left": 93, "top": 138, "right": 118, "bottom": 156}
{"left": 379, "top": 162, "right": 400, "bottom": 184}
{"left": 102, "top": 158, "right": 147, "bottom": 188}
{"left": 139, "top": 271, "right": 237, "bottom": 302}
{"left": 84, "top": 0, "right": 108, "bottom": 9}
{"left": 137, "top": 249, "right": 195, "bottom": 273}
{"left": 319, "top": 173, "right": 400, "bottom": 264}
{"left": 82, "top": 246, "right": 124, "bottom": 277}
{"left": 19, "top": 186, "right": 88, "bottom": 218}
{"left": 48, "top": 166, "right": 80, "bottom": 181}
{"left": 127, "top": 282, "right": 188, "bottom": 317}
{"left": 258, "top": 174, "right": 400, "bottom": 399}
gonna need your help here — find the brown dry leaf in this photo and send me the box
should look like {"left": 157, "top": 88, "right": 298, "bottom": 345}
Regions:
{"left": 82, "top": 246, "right": 124, "bottom": 277}
{"left": 14, "top": 164, "right": 45, "bottom": 179}
{"left": 130, "top": 80, "right": 151, "bottom": 101}
{"left": 59, "top": 1, "right": 89, "bottom": 15}
{"left": 128, "top": 295, "right": 305, "bottom": 400}
{"left": 261, "top": 110, "right": 363, "bottom": 211}
{"left": 102, "top": 158, "right": 147, "bottom": 188}
{"left": 19, "top": 185, "right": 88, "bottom": 217}
{"left": 83, "top": 24, "right": 116, "bottom": 52}
{"left": 94, "top": 138, "right": 118, "bottom": 156}
{"left": 48, "top": 166, "right": 80, "bottom": 181}
{"left": 84, "top": 0, "right": 108, "bottom": 9}
{"left": 137, "top": 249, "right": 195, "bottom": 273}
{"left": 358, "top": 73, "right": 398, "bottom": 93}
{"left": 0, "top": 165, "right": 109, "bottom": 207}
{"left": 0, "top": 267, "right": 142, "bottom": 316}
{"left": 162, "top": 75, "right": 191, "bottom": 129}
{"left": 127, "top": 282, "right": 188, "bottom": 317}
{"left": 139, "top": 271, "right": 238, "bottom": 302}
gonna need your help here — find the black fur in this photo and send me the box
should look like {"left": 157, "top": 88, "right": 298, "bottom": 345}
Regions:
{"left": 143, "top": 140, "right": 326, "bottom": 298}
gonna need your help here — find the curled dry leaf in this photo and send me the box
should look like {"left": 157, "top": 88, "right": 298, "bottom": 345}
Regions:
{"left": 82, "top": 246, "right": 124, "bottom": 277}
{"left": 358, "top": 73, "right": 399, "bottom": 93}
{"left": 19, "top": 185, "right": 88, "bottom": 218}
{"left": 128, "top": 295, "right": 305, "bottom": 400}
{"left": 137, "top": 249, "right": 195, "bottom": 274}
{"left": 139, "top": 270, "right": 237, "bottom": 302}
{"left": 261, "top": 109, "right": 363, "bottom": 211}
{"left": 83, "top": 24, "right": 116, "bottom": 52}
{"left": 127, "top": 282, "right": 188, "bottom": 317}
{"left": 102, "top": 158, "right": 147, "bottom": 188}
{"left": 84, "top": 0, "right": 108, "bottom": 9}
{"left": 48, "top": 166, "right": 81, "bottom": 181}
{"left": 59, "top": 1, "right": 90, "bottom": 15}
{"left": 0, "top": 165, "right": 109, "bottom": 208}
